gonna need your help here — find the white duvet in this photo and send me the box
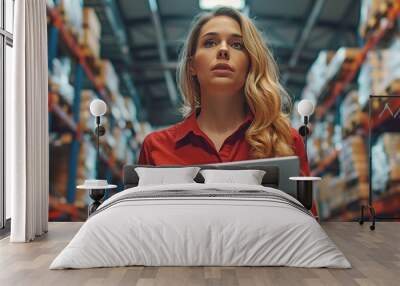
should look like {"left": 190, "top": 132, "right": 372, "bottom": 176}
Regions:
{"left": 50, "top": 183, "right": 351, "bottom": 269}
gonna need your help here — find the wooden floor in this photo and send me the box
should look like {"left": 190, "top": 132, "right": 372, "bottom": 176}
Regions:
{"left": 0, "top": 222, "right": 399, "bottom": 286}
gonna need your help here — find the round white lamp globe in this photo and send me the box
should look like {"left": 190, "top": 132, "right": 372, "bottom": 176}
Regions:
{"left": 90, "top": 99, "right": 107, "bottom": 117}
{"left": 297, "top": 99, "right": 315, "bottom": 117}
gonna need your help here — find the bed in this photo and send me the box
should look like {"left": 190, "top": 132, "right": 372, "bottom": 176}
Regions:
{"left": 50, "top": 161, "right": 351, "bottom": 269}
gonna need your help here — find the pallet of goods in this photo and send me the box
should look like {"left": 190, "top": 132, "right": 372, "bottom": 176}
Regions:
{"left": 341, "top": 91, "right": 368, "bottom": 137}
{"left": 50, "top": 134, "right": 73, "bottom": 200}
{"left": 302, "top": 51, "right": 336, "bottom": 103}
{"left": 79, "top": 89, "right": 97, "bottom": 132}
{"left": 325, "top": 48, "right": 361, "bottom": 82}
{"left": 310, "top": 114, "right": 336, "bottom": 163}
{"left": 124, "top": 97, "right": 138, "bottom": 124}
{"left": 76, "top": 137, "right": 97, "bottom": 207}
{"left": 113, "top": 127, "right": 133, "bottom": 163}
{"left": 359, "top": 0, "right": 398, "bottom": 39}
{"left": 96, "top": 60, "right": 120, "bottom": 94}
{"left": 339, "top": 135, "right": 369, "bottom": 185}
{"left": 109, "top": 93, "right": 129, "bottom": 124}
{"left": 371, "top": 138, "right": 390, "bottom": 193}
{"left": 80, "top": 8, "right": 102, "bottom": 59}
{"left": 381, "top": 133, "right": 400, "bottom": 182}
{"left": 49, "top": 58, "right": 74, "bottom": 106}
{"left": 57, "top": 0, "right": 84, "bottom": 40}
{"left": 358, "top": 37, "right": 400, "bottom": 106}
{"left": 302, "top": 48, "right": 361, "bottom": 105}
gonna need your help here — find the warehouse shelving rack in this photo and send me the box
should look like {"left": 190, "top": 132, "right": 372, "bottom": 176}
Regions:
{"left": 314, "top": 4, "right": 400, "bottom": 121}
{"left": 308, "top": 3, "right": 400, "bottom": 221}
{"left": 47, "top": 4, "right": 138, "bottom": 219}
{"left": 310, "top": 100, "right": 400, "bottom": 177}
{"left": 84, "top": 0, "right": 132, "bottom": 65}
{"left": 47, "top": 6, "right": 111, "bottom": 102}
{"left": 311, "top": 3, "right": 400, "bottom": 176}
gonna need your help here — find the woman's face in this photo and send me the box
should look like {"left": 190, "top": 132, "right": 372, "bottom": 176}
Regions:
{"left": 191, "top": 16, "right": 250, "bottom": 95}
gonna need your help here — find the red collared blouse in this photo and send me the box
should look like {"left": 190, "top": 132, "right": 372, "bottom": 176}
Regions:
{"left": 137, "top": 111, "right": 311, "bottom": 176}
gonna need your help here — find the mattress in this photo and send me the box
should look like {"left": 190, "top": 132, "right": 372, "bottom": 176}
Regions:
{"left": 50, "top": 183, "right": 351, "bottom": 269}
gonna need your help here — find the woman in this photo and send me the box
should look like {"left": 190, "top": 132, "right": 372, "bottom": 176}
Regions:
{"left": 138, "top": 7, "right": 310, "bottom": 177}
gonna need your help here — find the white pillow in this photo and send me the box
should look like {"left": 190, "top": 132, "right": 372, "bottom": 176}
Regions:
{"left": 200, "top": 169, "right": 266, "bottom": 185}
{"left": 135, "top": 167, "right": 201, "bottom": 186}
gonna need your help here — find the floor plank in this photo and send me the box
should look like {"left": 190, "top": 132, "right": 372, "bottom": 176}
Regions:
{"left": 0, "top": 222, "right": 399, "bottom": 286}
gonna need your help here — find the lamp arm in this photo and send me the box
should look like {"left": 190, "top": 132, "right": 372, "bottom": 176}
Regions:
{"left": 304, "top": 115, "right": 309, "bottom": 125}
{"left": 299, "top": 115, "right": 309, "bottom": 164}
{"left": 96, "top": 116, "right": 100, "bottom": 178}
{"left": 306, "top": 116, "right": 308, "bottom": 155}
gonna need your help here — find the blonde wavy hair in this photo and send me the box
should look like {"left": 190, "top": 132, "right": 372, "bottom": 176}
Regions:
{"left": 177, "top": 7, "right": 295, "bottom": 158}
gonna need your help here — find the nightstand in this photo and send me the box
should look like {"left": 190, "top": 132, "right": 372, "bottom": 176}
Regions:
{"left": 289, "top": 176, "right": 321, "bottom": 210}
{"left": 77, "top": 180, "right": 117, "bottom": 216}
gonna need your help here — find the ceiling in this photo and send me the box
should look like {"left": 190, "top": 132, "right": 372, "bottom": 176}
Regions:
{"left": 113, "top": 0, "right": 361, "bottom": 127}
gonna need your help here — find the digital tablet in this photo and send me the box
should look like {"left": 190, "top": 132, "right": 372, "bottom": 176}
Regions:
{"left": 208, "top": 156, "right": 300, "bottom": 196}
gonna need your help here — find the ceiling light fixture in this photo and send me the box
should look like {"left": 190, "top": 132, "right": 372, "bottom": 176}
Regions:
{"left": 199, "top": 0, "right": 246, "bottom": 10}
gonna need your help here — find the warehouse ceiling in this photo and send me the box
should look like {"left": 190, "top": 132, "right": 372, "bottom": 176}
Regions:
{"left": 115, "top": 0, "right": 360, "bottom": 127}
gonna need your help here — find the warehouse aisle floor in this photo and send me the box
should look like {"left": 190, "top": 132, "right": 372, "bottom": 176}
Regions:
{"left": 0, "top": 222, "right": 399, "bottom": 286}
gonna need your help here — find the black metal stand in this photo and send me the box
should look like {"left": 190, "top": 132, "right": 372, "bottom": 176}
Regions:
{"left": 359, "top": 96, "right": 377, "bottom": 230}
{"left": 297, "top": 118, "right": 313, "bottom": 211}
{"left": 96, "top": 117, "right": 100, "bottom": 176}
{"left": 298, "top": 117, "right": 310, "bottom": 149}
{"left": 88, "top": 189, "right": 105, "bottom": 216}
{"left": 88, "top": 117, "right": 107, "bottom": 217}
{"left": 296, "top": 180, "right": 313, "bottom": 210}
{"left": 94, "top": 116, "right": 106, "bottom": 178}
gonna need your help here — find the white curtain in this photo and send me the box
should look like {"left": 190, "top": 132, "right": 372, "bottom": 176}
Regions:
{"left": 7, "top": 0, "right": 49, "bottom": 242}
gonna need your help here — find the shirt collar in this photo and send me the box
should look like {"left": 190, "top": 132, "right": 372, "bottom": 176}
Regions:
{"left": 174, "top": 109, "right": 254, "bottom": 144}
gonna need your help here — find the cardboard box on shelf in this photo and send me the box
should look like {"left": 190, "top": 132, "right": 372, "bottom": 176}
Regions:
{"left": 113, "top": 128, "right": 132, "bottom": 162}
{"left": 302, "top": 50, "right": 336, "bottom": 102}
{"left": 359, "top": 0, "right": 395, "bottom": 39}
{"left": 383, "top": 134, "right": 400, "bottom": 181}
{"left": 341, "top": 91, "right": 364, "bottom": 132}
{"left": 58, "top": 0, "right": 83, "bottom": 40}
{"left": 124, "top": 97, "right": 137, "bottom": 122}
{"left": 80, "top": 28, "right": 101, "bottom": 58}
{"left": 358, "top": 38, "right": 400, "bottom": 105}
{"left": 76, "top": 137, "right": 97, "bottom": 207}
{"left": 326, "top": 48, "right": 361, "bottom": 82}
{"left": 387, "top": 79, "right": 400, "bottom": 94}
{"left": 339, "top": 135, "right": 369, "bottom": 184}
{"left": 49, "top": 58, "right": 74, "bottom": 106}
{"left": 113, "top": 93, "right": 130, "bottom": 121}
{"left": 79, "top": 90, "right": 97, "bottom": 131}
{"left": 371, "top": 133, "right": 400, "bottom": 192}
{"left": 83, "top": 8, "right": 101, "bottom": 40}
{"left": 97, "top": 60, "right": 120, "bottom": 94}
{"left": 50, "top": 144, "right": 70, "bottom": 199}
